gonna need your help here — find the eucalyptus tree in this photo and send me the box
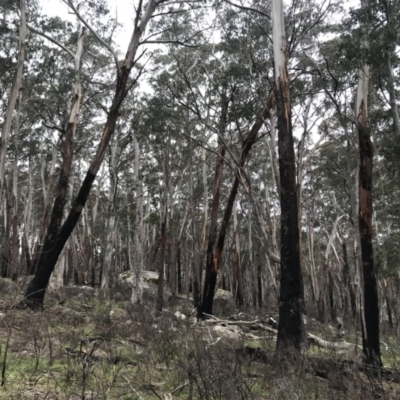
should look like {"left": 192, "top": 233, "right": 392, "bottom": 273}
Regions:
{"left": 0, "top": 0, "right": 25, "bottom": 278}
{"left": 24, "top": 0, "right": 197, "bottom": 309}
{"left": 0, "top": 0, "right": 25, "bottom": 200}
{"left": 270, "top": 0, "right": 306, "bottom": 351}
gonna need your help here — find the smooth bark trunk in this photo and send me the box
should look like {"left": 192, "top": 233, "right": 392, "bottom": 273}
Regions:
{"left": 0, "top": 0, "right": 25, "bottom": 198}
{"left": 131, "top": 133, "right": 145, "bottom": 304}
{"left": 157, "top": 149, "right": 169, "bottom": 312}
{"left": 101, "top": 131, "right": 120, "bottom": 289}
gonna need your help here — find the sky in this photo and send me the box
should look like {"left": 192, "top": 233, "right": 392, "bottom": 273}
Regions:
{"left": 40, "top": 0, "right": 361, "bottom": 57}
{"left": 41, "top": 0, "right": 136, "bottom": 53}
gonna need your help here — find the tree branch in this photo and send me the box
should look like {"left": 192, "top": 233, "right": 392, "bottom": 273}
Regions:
{"left": 224, "top": 0, "right": 270, "bottom": 19}
{"left": 140, "top": 39, "right": 199, "bottom": 48}
{"left": 27, "top": 25, "right": 75, "bottom": 58}
{"left": 64, "top": 0, "right": 120, "bottom": 71}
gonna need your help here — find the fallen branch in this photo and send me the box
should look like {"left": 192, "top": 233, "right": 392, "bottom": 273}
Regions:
{"left": 307, "top": 332, "right": 361, "bottom": 351}
{"left": 199, "top": 315, "right": 359, "bottom": 351}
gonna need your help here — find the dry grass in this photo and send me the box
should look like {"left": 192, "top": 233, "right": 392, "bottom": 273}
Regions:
{"left": 0, "top": 292, "right": 399, "bottom": 399}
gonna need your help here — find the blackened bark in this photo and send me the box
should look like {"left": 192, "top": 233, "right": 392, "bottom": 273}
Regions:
{"left": 24, "top": 70, "right": 132, "bottom": 308}
{"left": 342, "top": 242, "right": 357, "bottom": 320}
{"left": 23, "top": 0, "right": 156, "bottom": 307}
{"left": 328, "top": 270, "right": 336, "bottom": 323}
{"left": 275, "top": 74, "right": 305, "bottom": 351}
{"left": 199, "top": 101, "right": 271, "bottom": 316}
{"left": 199, "top": 90, "right": 229, "bottom": 317}
{"left": 214, "top": 104, "right": 271, "bottom": 267}
{"left": 358, "top": 101, "right": 381, "bottom": 366}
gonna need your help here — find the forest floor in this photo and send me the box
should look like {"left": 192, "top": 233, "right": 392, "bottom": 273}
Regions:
{"left": 0, "top": 289, "right": 400, "bottom": 399}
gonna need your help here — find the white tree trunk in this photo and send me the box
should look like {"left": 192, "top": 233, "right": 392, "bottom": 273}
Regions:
{"left": 101, "top": 131, "right": 120, "bottom": 289}
{"left": 268, "top": 108, "right": 281, "bottom": 196}
{"left": 0, "top": 0, "right": 26, "bottom": 197}
{"left": 272, "top": 0, "right": 286, "bottom": 85}
{"left": 131, "top": 133, "right": 144, "bottom": 304}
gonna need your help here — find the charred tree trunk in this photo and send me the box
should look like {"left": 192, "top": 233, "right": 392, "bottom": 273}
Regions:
{"left": 214, "top": 99, "right": 272, "bottom": 270}
{"left": 357, "top": 96, "right": 381, "bottom": 366}
{"left": 24, "top": 0, "right": 157, "bottom": 309}
{"left": 272, "top": 0, "right": 305, "bottom": 351}
{"left": 342, "top": 241, "right": 357, "bottom": 320}
{"left": 199, "top": 96, "right": 272, "bottom": 316}
{"left": 199, "top": 89, "right": 229, "bottom": 317}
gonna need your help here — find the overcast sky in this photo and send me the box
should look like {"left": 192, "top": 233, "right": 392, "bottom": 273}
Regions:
{"left": 41, "top": 0, "right": 136, "bottom": 53}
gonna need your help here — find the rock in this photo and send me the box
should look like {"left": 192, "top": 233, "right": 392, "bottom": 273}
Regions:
{"left": 212, "top": 324, "right": 241, "bottom": 341}
{"left": 114, "top": 270, "right": 170, "bottom": 302}
{"left": 0, "top": 278, "right": 19, "bottom": 296}
{"left": 61, "top": 286, "right": 94, "bottom": 300}
{"left": 143, "top": 271, "right": 160, "bottom": 285}
{"left": 174, "top": 311, "right": 186, "bottom": 320}
{"left": 213, "top": 289, "right": 236, "bottom": 318}
{"left": 114, "top": 271, "right": 135, "bottom": 300}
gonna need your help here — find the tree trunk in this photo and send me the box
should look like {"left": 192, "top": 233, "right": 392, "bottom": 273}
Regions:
{"left": 175, "top": 205, "right": 188, "bottom": 295}
{"left": 32, "top": 144, "right": 58, "bottom": 273}
{"left": 356, "top": 68, "right": 381, "bottom": 365}
{"left": 157, "top": 149, "right": 169, "bottom": 312}
{"left": 9, "top": 93, "right": 21, "bottom": 280}
{"left": 0, "top": 0, "right": 25, "bottom": 199}
{"left": 232, "top": 200, "right": 243, "bottom": 306}
{"left": 1, "top": 190, "right": 11, "bottom": 278}
{"left": 193, "top": 145, "right": 206, "bottom": 308}
{"left": 199, "top": 89, "right": 229, "bottom": 317}
{"left": 131, "top": 133, "right": 145, "bottom": 304}
{"left": 272, "top": 0, "right": 305, "bottom": 351}
{"left": 200, "top": 96, "right": 272, "bottom": 316}
{"left": 101, "top": 130, "right": 120, "bottom": 289}
{"left": 23, "top": 158, "right": 33, "bottom": 275}
{"left": 24, "top": 0, "right": 157, "bottom": 309}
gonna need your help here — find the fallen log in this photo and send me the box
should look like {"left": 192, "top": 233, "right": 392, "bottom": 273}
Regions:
{"left": 199, "top": 316, "right": 359, "bottom": 351}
